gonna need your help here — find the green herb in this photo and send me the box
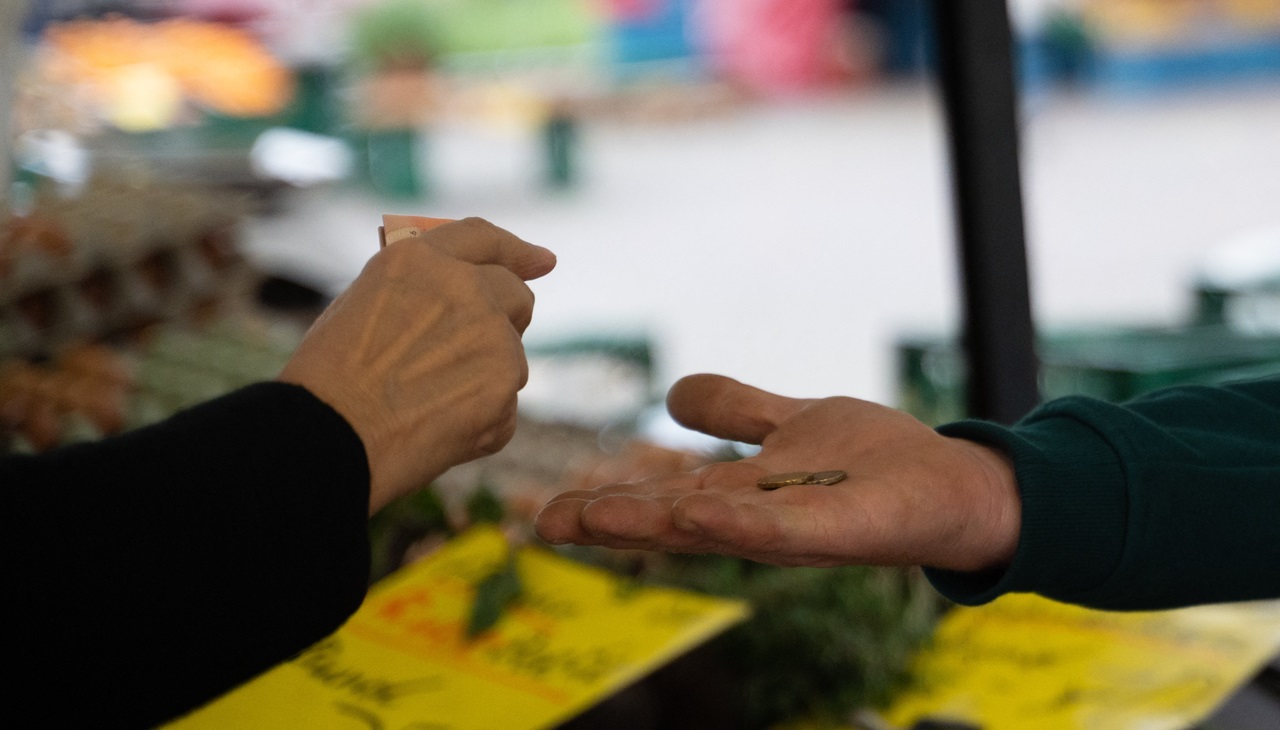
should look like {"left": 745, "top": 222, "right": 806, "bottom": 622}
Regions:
{"left": 465, "top": 483, "right": 505, "bottom": 525}
{"left": 467, "top": 549, "right": 523, "bottom": 639}
{"left": 568, "top": 548, "right": 945, "bottom": 728}
{"left": 368, "top": 486, "right": 450, "bottom": 582}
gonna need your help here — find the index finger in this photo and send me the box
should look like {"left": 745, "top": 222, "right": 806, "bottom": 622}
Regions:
{"left": 422, "top": 217, "right": 557, "bottom": 281}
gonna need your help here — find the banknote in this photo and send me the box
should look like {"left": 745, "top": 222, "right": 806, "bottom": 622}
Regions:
{"left": 378, "top": 214, "right": 452, "bottom": 248}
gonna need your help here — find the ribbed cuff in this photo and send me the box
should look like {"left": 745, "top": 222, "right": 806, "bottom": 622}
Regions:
{"left": 925, "top": 409, "right": 1129, "bottom": 606}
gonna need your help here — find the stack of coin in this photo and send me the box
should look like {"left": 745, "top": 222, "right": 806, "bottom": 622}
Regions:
{"left": 757, "top": 470, "right": 847, "bottom": 490}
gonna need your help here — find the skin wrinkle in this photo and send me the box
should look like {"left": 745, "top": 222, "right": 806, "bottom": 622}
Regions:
{"left": 353, "top": 305, "right": 382, "bottom": 360}
{"left": 417, "top": 374, "right": 499, "bottom": 446}
{"left": 397, "top": 320, "right": 472, "bottom": 382}
{"left": 475, "top": 397, "right": 519, "bottom": 456}
{"left": 371, "top": 316, "right": 434, "bottom": 374}
{"left": 944, "top": 439, "right": 1020, "bottom": 571}
{"left": 671, "top": 493, "right": 721, "bottom": 536}
{"left": 581, "top": 495, "right": 642, "bottom": 540}
{"left": 804, "top": 498, "right": 843, "bottom": 560}
{"left": 742, "top": 501, "right": 788, "bottom": 555}
{"left": 477, "top": 265, "right": 535, "bottom": 331}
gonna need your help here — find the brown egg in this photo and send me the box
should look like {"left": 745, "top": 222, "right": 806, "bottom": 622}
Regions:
{"left": 32, "top": 370, "right": 70, "bottom": 407}
{"left": 14, "top": 291, "right": 58, "bottom": 332}
{"left": 0, "top": 362, "right": 45, "bottom": 400}
{"left": 0, "top": 362, "right": 25, "bottom": 399}
{"left": 3, "top": 216, "right": 32, "bottom": 249}
{"left": 198, "top": 227, "right": 237, "bottom": 270}
{"left": 136, "top": 251, "right": 177, "bottom": 293}
{"left": 21, "top": 398, "right": 61, "bottom": 451}
{"left": 57, "top": 343, "right": 135, "bottom": 388}
{"left": 33, "top": 221, "right": 73, "bottom": 258}
{"left": 59, "top": 375, "right": 126, "bottom": 435}
{"left": 0, "top": 384, "right": 31, "bottom": 433}
{"left": 76, "top": 270, "right": 118, "bottom": 313}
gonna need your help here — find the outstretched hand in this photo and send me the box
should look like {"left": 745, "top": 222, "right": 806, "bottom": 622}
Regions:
{"left": 535, "top": 374, "right": 1021, "bottom": 573}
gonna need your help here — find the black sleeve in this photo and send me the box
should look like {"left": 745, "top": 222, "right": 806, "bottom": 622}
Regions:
{"left": 2, "top": 382, "right": 372, "bottom": 728}
{"left": 926, "top": 377, "right": 1280, "bottom": 610}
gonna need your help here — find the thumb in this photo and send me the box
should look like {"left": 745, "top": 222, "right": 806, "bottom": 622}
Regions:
{"left": 666, "top": 374, "right": 809, "bottom": 445}
{"left": 424, "top": 218, "right": 556, "bottom": 281}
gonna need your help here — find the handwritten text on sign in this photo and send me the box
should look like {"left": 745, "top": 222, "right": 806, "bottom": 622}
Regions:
{"left": 883, "top": 593, "right": 1280, "bottom": 730}
{"left": 167, "top": 526, "right": 748, "bottom": 730}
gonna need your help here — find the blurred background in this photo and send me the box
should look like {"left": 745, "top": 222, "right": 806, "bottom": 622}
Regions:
{"left": 6, "top": 1, "right": 1280, "bottom": 727}
{"left": 5, "top": 0, "right": 1280, "bottom": 433}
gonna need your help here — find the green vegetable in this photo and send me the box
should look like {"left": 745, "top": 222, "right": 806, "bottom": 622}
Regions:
{"left": 465, "top": 483, "right": 505, "bottom": 525}
{"left": 467, "top": 549, "right": 523, "bottom": 639}
{"left": 368, "top": 486, "right": 451, "bottom": 582}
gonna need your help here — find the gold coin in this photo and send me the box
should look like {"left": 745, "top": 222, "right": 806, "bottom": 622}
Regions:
{"left": 757, "top": 472, "right": 814, "bottom": 490}
{"left": 807, "top": 470, "right": 848, "bottom": 486}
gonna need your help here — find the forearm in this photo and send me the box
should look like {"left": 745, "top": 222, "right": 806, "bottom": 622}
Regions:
{"left": 927, "top": 378, "right": 1280, "bottom": 610}
{"left": 2, "top": 382, "right": 372, "bottom": 727}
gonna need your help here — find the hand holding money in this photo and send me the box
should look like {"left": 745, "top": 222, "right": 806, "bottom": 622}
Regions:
{"left": 535, "top": 373, "right": 1021, "bottom": 573}
{"left": 280, "top": 217, "right": 556, "bottom": 514}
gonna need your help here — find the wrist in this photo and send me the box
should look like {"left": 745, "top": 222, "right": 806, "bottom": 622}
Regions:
{"left": 948, "top": 438, "right": 1021, "bottom": 571}
{"left": 277, "top": 368, "right": 396, "bottom": 514}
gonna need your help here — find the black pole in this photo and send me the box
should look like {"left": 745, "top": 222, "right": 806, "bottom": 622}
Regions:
{"left": 930, "top": 0, "right": 1039, "bottom": 424}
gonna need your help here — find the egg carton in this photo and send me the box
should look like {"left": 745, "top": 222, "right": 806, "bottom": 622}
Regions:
{"left": 0, "top": 175, "right": 256, "bottom": 359}
{"left": 0, "top": 314, "right": 305, "bottom": 455}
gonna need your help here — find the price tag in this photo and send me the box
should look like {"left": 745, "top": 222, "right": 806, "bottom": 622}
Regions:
{"left": 167, "top": 526, "right": 749, "bottom": 729}
{"left": 883, "top": 594, "right": 1280, "bottom": 730}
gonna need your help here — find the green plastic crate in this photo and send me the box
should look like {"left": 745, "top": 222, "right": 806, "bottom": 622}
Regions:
{"left": 898, "top": 325, "right": 1280, "bottom": 426}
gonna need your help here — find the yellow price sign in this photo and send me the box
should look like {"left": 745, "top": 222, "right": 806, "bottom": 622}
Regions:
{"left": 167, "top": 526, "right": 748, "bottom": 730}
{"left": 883, "top": 594, "right": 1280, "bottom": 730}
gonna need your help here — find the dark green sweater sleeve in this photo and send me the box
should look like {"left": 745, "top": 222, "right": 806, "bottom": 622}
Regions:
{"left": 925, "top": 377, "right": 1280, "bottom": 610}
{"left": 2, "top": 382, "right": 372, "bottom": 728}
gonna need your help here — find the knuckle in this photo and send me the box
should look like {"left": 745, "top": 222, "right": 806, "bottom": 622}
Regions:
{"left": 500, "top": 343, "right": 527, "bottom": 387}
{"left": 373, "top": 239, "right": 427, "bottom": 277}
{"left": 473, "top": 331, "right": 524, "bottom": 389}
{"left": 517, "top": 356, "right": 530, "bottom": 390}
{"left": 514, "top": 301, "right": 534, "bottom": 330}
{"left": 477, "top": 407, "right": 518, "bottom": 456}
{"left": 436, "top": 264, "right": 486, "bottom": 303}
{"left": 496, "top": 414, "right": 519, "bottom": 447}
{"left": 455, "top": 263, "right": 487, "bottom": 291}
{"left": 479, "top": 308, "right": 516, "bottom": 336}
{"left": 459, "top": 216, "right": 495, "bottom": 234}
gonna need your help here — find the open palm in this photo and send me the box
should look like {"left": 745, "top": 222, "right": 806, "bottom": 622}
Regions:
{"left": 535, "top": 373, "right": 1020, "bottom": 572}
